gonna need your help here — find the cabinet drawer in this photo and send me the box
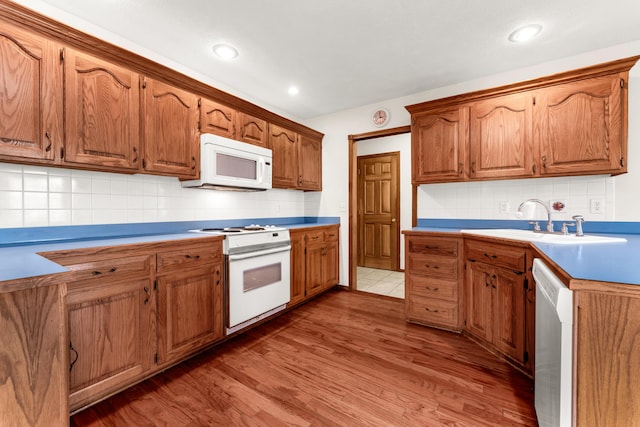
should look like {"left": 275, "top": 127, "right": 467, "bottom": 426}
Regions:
{"left": 323, "top": 228, "right": 339, "bottom": 242}
{"left": 61, "top": 254, "right": 152, "bottom": 288}
{"left": 407, "top": 236, "right": 458, "bottom": 257}
{"left": 465, "top": 240, "right": 525, "bottom": 271}
{"left": 156, "top": 244, "right": 221, "bottom": 273}
{"left": 406, "top": 274, "right": 457, "bottom": 301}
{"left": 406, "top": 253, "right": 458, "bottom": 279}
{"left": 405, "top": 294, "right": 458, "bottom": 327}
{"left": 305, "top": 230, "right": 324, "bottom": 243}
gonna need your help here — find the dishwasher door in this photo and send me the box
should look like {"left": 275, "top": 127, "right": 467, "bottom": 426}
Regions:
{"left": 532, "top": 258, "right": 573, "bottom": 427}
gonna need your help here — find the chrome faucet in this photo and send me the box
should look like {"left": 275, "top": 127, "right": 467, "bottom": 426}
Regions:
{"left": 518, "top": 199, "right": 554, "bottom": 232}
{"left": 572, "top": 215, "right": 585, "bottom": 237}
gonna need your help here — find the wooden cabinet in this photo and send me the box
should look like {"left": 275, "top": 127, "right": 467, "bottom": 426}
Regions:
{"left": 536, "top": 73, "right": 627, "bottom": 176}
{"left": 406, "top": 57, "right": 639, "bottom": 183}
{"left": 53, "top": 252, "right": 155, "bottom": 412}
{"left": 574, "top": 288, "right": 640, "bottom": 427}
{"left": 200, "top": 98, "right": 236, "bottom": 138}
{"left": 237, "top": 112, "right": 268, "bottom": 147}
{"left": 269, "top": 124, "right": 299, "bottom": 188}
{"left": 464, "top": 238, "right": 528, "bottom": 369}
{"left": 298, "top": 133, "right": 322, "bottom": 190}
{"left": 411, "top": 107, "right": 468, "bottom": 183}
{"left": 141, "top": 77, "right": 199, "bottom": 178}
{"left": 468, "top": 92, "right": 534, "bottom": 179}
{"left": 404, "top": 233, "right": 462, "bottom": 331}
{"left": 289, "top": 225, "right": 340, "bottom": 307}
{"left": 0, "top": 19, "right": 61, "bottom": 164}
{"left": 156, "top": 242, "right": 223, "bottom": 365}
{"left": 63, "top": 48, "right": 140, "bottom": 171}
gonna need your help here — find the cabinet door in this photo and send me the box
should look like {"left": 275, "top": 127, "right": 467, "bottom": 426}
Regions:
{"left": 469, "top": 92, "right": 534, "bottom": 179}
{"left": 298, "top": 133, "right": 322, "bottom": 190}
{"left": 536, "top": 73, "right": 626, "bottom": 175}
{"left": 64, "top": 48, "right": 140, "bottom": 171}
{"left": 141, "top": 77, "right": 199, "bottom": 178}
{"left": 323, "top": 239, "right": 339, "bottom": 288}
{"left": 237, "top": 112, "right": 267, "bottom": 147}
{"left": 156, "top": 265, "right": 223, "bottom": 364}
{"left": 412, "top": 107, "right": 468, "bottom": 183}
{"left": 465, "top": 261, "right": 492, "bottom": 342}
{"left": 492, "top": 267, "right": 526, "bottom": 363}
{"left": 67, "top": 278, "right": 155, "bottom": 411}
{"left": 200, "top": 98, "right": 236, "bottom": 138}
{"left": 0, "top": 21, "right": 61, "bottom": 162}
{"left": 269, "top": 124, "right": 299, "bottom": 188}
{"left": 305, "top": 241, "right": 325, "bottom": 298}
{"left": 289, "top": 230, "right": 306, "bottom": 306}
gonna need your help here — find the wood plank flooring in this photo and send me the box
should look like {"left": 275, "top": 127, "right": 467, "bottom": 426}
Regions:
{"left": 71, "top": 288, "right": 537, "bottom": 426}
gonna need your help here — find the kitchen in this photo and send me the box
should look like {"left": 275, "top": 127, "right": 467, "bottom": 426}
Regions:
{"left": 2, "top": 1, "right": 640, "bottom": 426}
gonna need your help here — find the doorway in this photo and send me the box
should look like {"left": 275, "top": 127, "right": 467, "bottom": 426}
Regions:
{"left": 348, "top": 126, "right": 411, "bottom": 297}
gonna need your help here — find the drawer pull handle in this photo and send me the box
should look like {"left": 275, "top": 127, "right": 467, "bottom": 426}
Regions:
{"left": 424, "top": 264, "right": 439, "bottom": 269}
{"left": 143, "top": 286, "right": 150, "bottom": 305}
{"left": 184, "top": 254, "right": 201, "bottom": 260}
{"left": 424, "top": 307, "right": 439, "bottom": 313}
{"left": 484, "top": 253, "right": 497, "bottom": 259}
{"left": 425, "top": 286, "right": 439, "bottom": 291}
{"left": 69, "top": 341, "right": 79, "bottom": 372}
{"left": 92, "top": 267, "right": 118, "bottom": 275}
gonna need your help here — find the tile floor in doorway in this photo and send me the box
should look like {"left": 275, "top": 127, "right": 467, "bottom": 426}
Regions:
{"left": 356, "top": 266, "right": 405, "bottom": 298}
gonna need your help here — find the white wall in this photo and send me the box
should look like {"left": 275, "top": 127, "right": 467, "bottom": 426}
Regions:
{"left": 0, "top": 163, "right": 305, "bottom": 227}
{"left": 305, "top": 40, "right": 640, "bottom": 286}
{"left": 356, "top": 134, "right": 412, "bottom": 269}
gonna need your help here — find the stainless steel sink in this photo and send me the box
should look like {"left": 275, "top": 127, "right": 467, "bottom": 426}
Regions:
{"left": 461, "top": 229, "right": 626, "bottom": 244}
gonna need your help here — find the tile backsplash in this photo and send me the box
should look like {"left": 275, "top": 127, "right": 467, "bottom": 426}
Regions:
{"left": 0, "top": 162, "right": 305, "bottom": 228}
{"left": 418, "top": 175, "right": 614, "bottom": 222}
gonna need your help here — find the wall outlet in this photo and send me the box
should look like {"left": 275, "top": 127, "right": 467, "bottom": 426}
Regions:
{"left": 499, "top": 201, "right": 510, "bottom": 214}
{"left": 590, "top": 198, "right": 605, "bottom": 214}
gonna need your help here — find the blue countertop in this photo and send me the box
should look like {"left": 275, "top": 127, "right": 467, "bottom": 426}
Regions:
{"left": 0, "top": 218, "right": 340, "bottom": 284}
{"left": 409, "top": 219, "right": 640, "bottom": 286}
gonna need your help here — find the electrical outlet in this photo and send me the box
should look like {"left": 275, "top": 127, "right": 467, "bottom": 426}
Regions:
{"left": 590, "top": 199, "right": 605, "bottom": 214}
{"left": 499, "top": 201, "right": 510, "bottom": 214}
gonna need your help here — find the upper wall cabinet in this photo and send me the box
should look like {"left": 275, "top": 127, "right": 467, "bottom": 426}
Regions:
{"left": 535, "top": 74, "right": 626, "bottom": 176}
{"left": 63, "top": 48, "right": 140, "bottom": 171}
{"left": 237, "top": 112, "right": 268, "bottom": 147}
{"left": 200, "top": 98, "right": 236, "bottom": 139}
{"left": 0, "top": 20, "right": 61, "bottom": 163}
{"left": 406, "top": 56, "right": 639, "bottom": 184}
{"left": 411, "top": 107, "right": 468, "bottom": 183}
{"left": 269, "top": 124, "right": 299, "bottom": 188}
{"left": 468, "top": 92, "right": 534, "bottom": 180}
{"left": 298, "top": 133, "right": 322, "bottom": 191}
{"left": 141, "top": 77, "right": 199, "bottom": 179}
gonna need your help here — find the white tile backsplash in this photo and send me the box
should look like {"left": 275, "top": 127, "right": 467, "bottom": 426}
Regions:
{"left": 0, "top": 163, "right": 306, "bottom": 228}
{"left": 418, "top": 175, "right": 615, "bottom": 221}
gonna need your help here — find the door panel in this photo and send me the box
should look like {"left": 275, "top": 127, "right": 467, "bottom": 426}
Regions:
{"left": 358, "top": 152, "right": 400, "bottom": 270}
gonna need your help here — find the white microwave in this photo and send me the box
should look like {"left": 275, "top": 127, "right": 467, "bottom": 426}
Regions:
{"left": 182, "top": 134, "right": 272, "bottom": 191}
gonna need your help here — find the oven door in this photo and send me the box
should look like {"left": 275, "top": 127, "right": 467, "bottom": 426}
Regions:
{"left": 227, "top": 245, "right": 291, "bottom": 329}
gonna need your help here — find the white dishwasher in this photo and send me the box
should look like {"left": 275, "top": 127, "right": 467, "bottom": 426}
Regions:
{"left": 532, "top": 258, "right": 573, "bottom": 427}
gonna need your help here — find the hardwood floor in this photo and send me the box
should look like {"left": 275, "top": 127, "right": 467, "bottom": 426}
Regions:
{"left": 71, "top": 288, "right": 537, "bottom": 426}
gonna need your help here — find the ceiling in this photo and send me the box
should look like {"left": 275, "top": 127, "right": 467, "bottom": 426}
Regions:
{"left": 15, "top": 0, "right": 640, "bottom": 120}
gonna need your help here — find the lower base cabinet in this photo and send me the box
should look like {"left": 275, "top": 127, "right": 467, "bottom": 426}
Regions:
{"left": 42, "top": 236, "right": 224, "bottom": 413}
{"left": 290, "top": 225, "right": 340, "bottom": 307}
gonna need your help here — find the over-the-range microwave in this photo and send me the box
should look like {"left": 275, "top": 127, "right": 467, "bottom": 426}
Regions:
{"left": 182, "top": 134, "right": 272, "bottom": 191}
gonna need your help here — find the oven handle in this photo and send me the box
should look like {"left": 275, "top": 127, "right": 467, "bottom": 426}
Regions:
{"left": 227, "top": 245, "right": 292, "bottom": 261}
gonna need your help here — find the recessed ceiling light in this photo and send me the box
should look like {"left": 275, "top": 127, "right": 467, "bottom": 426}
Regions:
{"left": 212, "top": 43, "right": 239, "bottom": 60}
{"left": 288, "top": 85, "right": 299, "bottom": 96}
{"left": 508, "top": 24, "right": 543, "bottom": 43}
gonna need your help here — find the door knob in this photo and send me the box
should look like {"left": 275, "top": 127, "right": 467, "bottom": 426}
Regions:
{"left": 391, "top": 218, "right": 396, "bottom": 222}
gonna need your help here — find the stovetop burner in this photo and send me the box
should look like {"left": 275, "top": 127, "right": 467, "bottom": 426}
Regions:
{"left": 191, "top": 224, "right": 284, "bottom": 235}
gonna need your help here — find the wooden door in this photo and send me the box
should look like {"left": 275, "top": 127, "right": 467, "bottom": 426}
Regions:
{"left": 298, "top": 133, "right": 322, "bottom": 190}
{"left": 64, "top": 48, "right": 140, "bottom": 171}
{"left": 156, "top": 265, "right": 223, "bottom": 364}
{"left": 358, "top": 152, "right": 400, "bottom": 270}
{"left": 0, "top": 21, "right": 61, "bottom": 163}
{"left": 469, "top": 92, "right": 534, "bottom": 179}
{"left": 141, "top": 77, "right": 199, "bottom": 178}
{"left": 492, "top": 267, "right": 526, "bottom": 363}
{"left": 412, "top": 107, "right": 468, "bottom": 183}
{"left": 289, "top": 230, "right": 306, "bottom": 306}
{"left": 67, "top": 277, "right": 154, "bottom": 410}
{"left": 269, "top": 124, "right": 299, "bottom": 188}
{"left": 535, "top": 73, "right": 626, "bottom": 175}
{"left": 465, "top": 261, "right": 492, "bottom": 342}
{"left": 237, "top": 112, "right": 267, "bottom": 147}
{"left": 200, "top": 98, "right": 236, "bottom": 138}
